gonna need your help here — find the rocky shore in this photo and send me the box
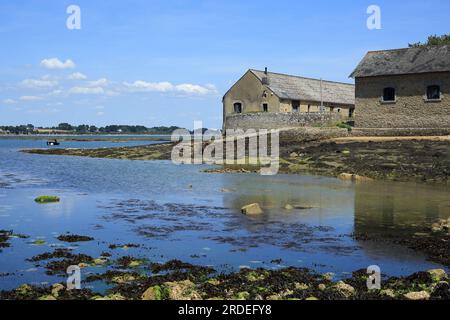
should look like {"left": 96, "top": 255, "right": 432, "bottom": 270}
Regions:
{"left": 22, "top": 142, "right": 176, "bottom": 160}
{"left": 1, "top": 253, "right": 448, "bottom": 300}
{"left": 21, "top": 137, "right": 450, "bottom": 185}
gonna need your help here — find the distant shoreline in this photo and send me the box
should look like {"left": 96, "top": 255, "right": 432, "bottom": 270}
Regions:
{"left": 0, "top": 134, "right": 172, "bottom": 141}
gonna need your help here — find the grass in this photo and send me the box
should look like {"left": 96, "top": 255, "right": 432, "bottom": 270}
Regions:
{"left": 336, "top": 122, "right": 353, "bottom": 131}
{"left": 34, "top": 196, "right": 60, "bottom": 204}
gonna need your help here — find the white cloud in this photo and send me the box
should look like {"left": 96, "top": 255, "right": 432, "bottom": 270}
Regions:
{"left": 88, "top": 78, "right": 109, "bottom": 87}
{"left": 3, "top": 99, "right": 17, "bottom": 104}
{"left": 123, "top": 80, "right": 214, "bottom": 95}
{"left": 124, "top": 80, "right": 174, "bottom": 92}
{"left": 69, "top": 86, "right": 105, "bottom": 95}
{"left": 40, "top": 58, "right": 76, "bottom": 69}
{"left": 19, "top": 95, "right": 43, "bottom": 101}
{"left": 68, "top": 72, "right": 87, "bottom": 80}
{"left": 20, "top": 78, "right": 58, "bottom": 88}
{"left": 175, "top": 83, "right": 209, "bottom": 95}
{"left": 48, "top": 89, "right": 63, "bottom": 96}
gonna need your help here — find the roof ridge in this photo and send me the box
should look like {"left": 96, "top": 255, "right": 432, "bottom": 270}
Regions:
{"left": 368, "top": 44, "right": 450, "bottom": 54}
{"left": 250, "top": 69, "right": 354, "bottom": 86}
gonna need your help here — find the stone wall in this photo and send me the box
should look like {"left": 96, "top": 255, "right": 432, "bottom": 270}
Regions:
{"left": 351, "top": 127, "right": 450, "bottom": 137}
{"left": 355, "top": 72, "right": 450, "bottom": 128}
{"left": 224, "top": 112, "right": 343, "bottom": 131}
{"left": 280, "top": 127, "right": 349, "bottom": 142}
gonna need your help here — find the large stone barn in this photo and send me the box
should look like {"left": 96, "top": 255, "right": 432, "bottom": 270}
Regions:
{"left": 351, "top": 45, "right": 450, "bottom": 128}
{"left": 222, "top": 69, "right": 355, "bottom": 130}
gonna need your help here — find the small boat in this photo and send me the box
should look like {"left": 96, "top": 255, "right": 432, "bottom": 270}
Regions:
{"left": 46, "top": 139, "right": 60, "bottom": 146}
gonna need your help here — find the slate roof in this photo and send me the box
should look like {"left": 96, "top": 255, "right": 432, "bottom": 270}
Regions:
{"left": 250, "top": 69, "right": 355, "bottom": 106}
{"left": 350, "top": 45, "right": 450, "bottom": 78}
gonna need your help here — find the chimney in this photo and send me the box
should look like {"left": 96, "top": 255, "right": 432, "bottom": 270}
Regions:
{"left": 262, "top": 67, "right": 269, "bottom": 85}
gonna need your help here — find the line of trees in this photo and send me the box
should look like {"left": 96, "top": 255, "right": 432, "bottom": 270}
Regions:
{"left": 409, "top": 34, "right": 450, "bottom": 48}
{"left": 0, "top": 123, "right": 184, "bottom": 135}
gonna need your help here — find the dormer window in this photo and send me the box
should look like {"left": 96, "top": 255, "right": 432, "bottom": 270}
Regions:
{"left": 382, "top": 87, "right": 396, "bottom": 103}
{"left": 427, "top": 85, "right": 441, "bottom": 100}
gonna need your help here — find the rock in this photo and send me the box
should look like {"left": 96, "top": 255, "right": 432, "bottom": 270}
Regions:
{"left": 15, "top": 284, "right": 32, "bottom": 296}
{"left": 128, "top": 260, "right": 142, "bottom": 268}
{"left": 318, "top": 284, "right": 326, "bottom": 291}
{"left": 289, "top": 152, "right": 299, "bottom": 158}
{"left": 246, "top": 271, "right": 266, "bottom": 282}
{"left": 404, "top": 291, "right": 430, "bottom": 300}
{"left": 338, "top": 173, "right": 373, "bottom": 183}
{"left": 207, "top": 279, "right": 220, "bottom": 286}
{"left": 279, "top": 289, "right": 294, "bottom": 297}
{"left": 234, "top": 292, "right": 250, "bottom": 300}
{"left": 305, "top": 297, "right": 319, "bottom": 300}
{"left": 163, "top": 280, "right": 202, "bottom": 300}
{"left": 380, "top": 289, "right": 396, "bottom": 298}
{"left": 428, "top": 269, "right": 448, "bottom": 282}
{"left": 353, "top": 175, "right": 373, "bottom": 182}
{"left": 284, "top": 204, "right": 294, "bottom": 210}
{"left": 32, "top": 239, "right": 46, "bottom": 246}
{"left": 430, "top": 219, "right": 450, "bottom": 234}
{"left": 95, "top": 294, "right": 126, "bottom": 300}
{"left": 430, "top": 281, "right": 450, "bottom": 300}
{"left": 51, "top": 283, "right": 65, "bottom": 297}
{"left": 266, "top": 294, "right": 282, "bottom": 300}
{"left": 34, "top": 196, "right": 60, "bottom": 204}
{"left": 112, "top": 274, "right": 136, "bottom": 284}
{"left": 294, "top": 283, "right": 309, "bottom": 290}
{"left": 342, "top": 150, "right": 351, "bottom": 155}
{"left": 322, "top": 272, "right": 335, "bottom": 281}
{"left": 78, "top": 263, "right": 89, "bottom": 268}
{"left": 38, "top": 295, "right": 57, "bottom": 300}
{"left": 241, "top": 203, "right": 263, "bottom": 215}
{"left": 334, "top": 281, "right": 355, "bottom": 298}
{"left": 338, "top": 173, "right": 353, "bottom": 181}
{"left": 93, "top": 258, "right": 107, "bottom": 265}
{"left": 221, "top": 188, "right": 232, "bottom": 193}
{"left": 142, "top": 286, "right": 164, "bottom": 300}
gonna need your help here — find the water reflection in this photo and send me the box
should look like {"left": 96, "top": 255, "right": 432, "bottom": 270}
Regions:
{"left": 354, "top": 181, "right": 450, "bottom": 234}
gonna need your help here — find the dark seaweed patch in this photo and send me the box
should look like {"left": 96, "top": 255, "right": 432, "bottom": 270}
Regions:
{"left": 56, "top": 234, "right": 94, "bottom": 242}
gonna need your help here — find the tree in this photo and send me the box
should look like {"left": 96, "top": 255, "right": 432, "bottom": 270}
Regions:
{"left": 409, "top": 34, "right": 450, "bottom": 48}
{"left": 57, "top": 123, "right": 74, "bottom": 131}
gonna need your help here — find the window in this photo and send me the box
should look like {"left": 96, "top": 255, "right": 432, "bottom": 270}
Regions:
{"left": 233, "top": 102, "right": 242, "bottom": 113}
{"left": 307, "top": 104, "right": 311, "bottom": 113}
{"left": 349, "top": 108, "right": 355, "bottom": 118}
{"left": 427, "top": 85, "right": 441, "bottom": 100}
{"left": 330, "top": 106, "right": 335, "bottom": 112}
{"left": 262, "top": 103, "right": 268, "bottom": 112}
{"left": 383, "top": 87, "right": 396, "bottom": 102}
{"left": 292, "top": 101, "right": 300, "bottom": 113}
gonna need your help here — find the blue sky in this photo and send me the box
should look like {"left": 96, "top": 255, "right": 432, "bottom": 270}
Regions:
{"left": 0, "top": 0, "right": 449, "bottom": 129}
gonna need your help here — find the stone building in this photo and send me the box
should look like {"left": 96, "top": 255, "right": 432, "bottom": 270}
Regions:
{"left": 351, "top": 45, "right": 450, "bottom": 128}
{"left": 222, "top": 69, "right": 355, "bottom": 130}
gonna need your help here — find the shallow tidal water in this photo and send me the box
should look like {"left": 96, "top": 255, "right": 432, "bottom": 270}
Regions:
{"left": 0, "top": 138, "right": 449, "bottom": 291}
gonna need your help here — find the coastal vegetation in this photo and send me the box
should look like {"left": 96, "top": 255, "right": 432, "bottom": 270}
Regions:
{"left": 0, "top": 123, "right": 183, "bottom": 135}
{"left": 34, "top": 196, "right": 60, "bottom": 204}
